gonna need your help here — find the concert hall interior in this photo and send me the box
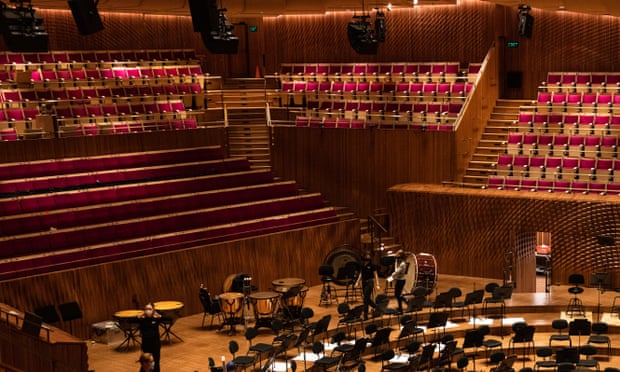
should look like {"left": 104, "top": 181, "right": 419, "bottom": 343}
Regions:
{"left": 3, "top": 0, "right": 620, "bottom": 371}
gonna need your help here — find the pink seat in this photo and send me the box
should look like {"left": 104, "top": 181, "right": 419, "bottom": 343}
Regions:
{"left": 0, "top": 127, "right": 18, "bottom": 141}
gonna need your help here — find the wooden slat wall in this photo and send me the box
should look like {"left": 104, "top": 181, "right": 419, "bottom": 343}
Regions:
{"left": 0, "top": 219, "right": 359, "bottom": 340}
{"left": 387, "top": 184, "right": 620, "bottom": 290}
{"left": 0, "top": 321, "right": 86, "bottom": 372}
{"left": 270, "top": 127, "right": 455, "bottom": 217}
{"left": 0, "top": 128, "right": 227, "bottom": 163}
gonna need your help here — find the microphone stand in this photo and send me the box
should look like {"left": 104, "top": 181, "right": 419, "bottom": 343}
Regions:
{"left": 243, "top": 276, "right": 252, "bottom": 331}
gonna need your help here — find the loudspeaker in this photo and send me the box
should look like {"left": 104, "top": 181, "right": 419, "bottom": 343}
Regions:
{"left": 189, "top": 0, "right": 219, "bottom": 33}
{"left": 68, "top": 0, "right": 104, "bottom": 35}
{"left": 347, "top": 21, "right": 378, "bottom": 55}
{"left": 597, "top": 235, "right": 615, "bottom": 246}
{"left": 518, "top": 12, "right": 533, "bottom": 38}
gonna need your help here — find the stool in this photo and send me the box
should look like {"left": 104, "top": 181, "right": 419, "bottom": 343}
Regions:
{"left": 566, "top": 274, "right": 585, "bottom": 317}
{"left": 318, "top": 265, "right": 338, "bottom": 306}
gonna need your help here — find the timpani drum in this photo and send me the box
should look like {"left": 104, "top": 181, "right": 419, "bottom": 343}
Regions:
{"left": 401, "top": 252, "right": 438, "bottom": 293}
{"left": 249, "top": 291, "right": 279, "bottom": 330}
{"left": 275, "top": 285, "right": 309, "bottom": 308}
{"left": 219, "top": 292, "right": 244, "bottom": 315}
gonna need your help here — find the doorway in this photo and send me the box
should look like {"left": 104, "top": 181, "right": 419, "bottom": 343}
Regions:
{"left": 535, "top": 232, "right": 552, "bottom": 292}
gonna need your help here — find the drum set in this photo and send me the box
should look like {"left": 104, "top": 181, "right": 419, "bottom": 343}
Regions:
{"left": 217, "top": 274, "right": 308, "bottom": 335}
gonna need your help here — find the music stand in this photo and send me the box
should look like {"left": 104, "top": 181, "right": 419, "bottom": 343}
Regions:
{"left": 22, "top": 311, "right": 43, "bottom": 338}
{"left": 494, "top": 286, "right": 513, "bottom": 337}
{"left": 427, "top": 311, "right": 449, "bottom": 342}
{"left": 464, "top": 289, "right": 484, "bottom": 327}
{"left": 462, "top": 328, "right": 483, "bottom": 372}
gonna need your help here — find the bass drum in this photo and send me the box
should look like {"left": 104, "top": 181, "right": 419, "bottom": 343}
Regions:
{"left": 402, "top": 252, "right": 437, "bottom": 294}
{"left": 325, "top": 246, "right": 362, "bottom": 286}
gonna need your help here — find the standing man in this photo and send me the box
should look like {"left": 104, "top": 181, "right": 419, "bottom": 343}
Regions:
{"left": 391, "top": 250, "right": 408, "bottom": 313}
{"left": 360, "top": 251, "right": 380, "bottom": 320}
{"left": 139, "top": 303, "right": 162, "bottom": 372}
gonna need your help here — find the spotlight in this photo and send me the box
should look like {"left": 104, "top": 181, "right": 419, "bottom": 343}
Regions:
{"left": 517, "top": 4, "right": 533, "bottom": 38}
{"left": 0, "top": 0, "right": 48, "bottom": 52}
{"left": 189, "top": 0, "right": 238, "bottom": 54}
{"left": 348, "top": 15, "right": 378, "bottom": 55}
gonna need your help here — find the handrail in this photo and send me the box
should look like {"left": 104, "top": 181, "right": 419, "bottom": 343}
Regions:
{"left": 367, "top": 215, "right": 388, "bottom": 250}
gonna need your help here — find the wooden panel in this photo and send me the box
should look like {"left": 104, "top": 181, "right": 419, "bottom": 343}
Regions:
{"left": 387, "top": 184, "right": 620, "bottom": 289}
{"left": 0, "top": 219, "right": 359, "bottom": 340}
{"left": 270, "top": 127, "right": 455, "bottom": 217}
{"left": 0, "top": 128, "right": 226, "bottom": 163}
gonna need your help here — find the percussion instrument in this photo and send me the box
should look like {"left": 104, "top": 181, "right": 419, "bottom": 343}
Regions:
{"left": 275, "top": 285, "right": 308, "bottom": 308}
{"left": 154, "top": 301, "right": 185, "bottom": 343}
{"left": 248, "top": 291, "right": 279, "bottom": 330}
{"left": 271, "top": 277, "right": 305, "bottom": 291}
{"left": 401, "top": 252, "right": 438, "bottom": 293}
{"left": 113, "top": 310, "right": 143, "bottom": 351}
{"left": 219, "top": 292, "right": 244, "bottom": 315}
{"left": 325, "top": 247, "right": 362, "bottom": 286}
{"left": 223, "top": 273, "right": 252, "bottom": 293}
{"left": 218, "top": 292, "right": 245, "bottom": 335}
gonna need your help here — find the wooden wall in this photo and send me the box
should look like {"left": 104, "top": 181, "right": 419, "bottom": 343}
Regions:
{"left": 0, "top": 219, "right": 359, "bottom": 340}
{"left": 270, "top": 127, "right": 454, "bottom": 217}
{"left": 387, "top": 184, "right": 620, "bottom": 291}
{"left": 0, "top": 128, "right": 227, "bottom": 163}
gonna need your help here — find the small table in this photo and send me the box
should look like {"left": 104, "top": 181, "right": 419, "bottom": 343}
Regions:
{"left": 113, "top": 309, "right": 143, "bottom": 351}
{"left": 154, "top": 301, "right": 184, "bottom": 344}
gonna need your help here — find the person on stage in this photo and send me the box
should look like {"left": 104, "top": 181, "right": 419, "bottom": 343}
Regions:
{"left": 391, "top": 250, "right": 408, "bottom": 313}
{"left": 360, "top": 251, "right": 380, "bottom": 320}
{"left": 139, "top": 303, "right": 162, "bottom": 372}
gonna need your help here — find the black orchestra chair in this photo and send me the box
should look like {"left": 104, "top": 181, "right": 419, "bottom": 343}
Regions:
{"left": 199, "top": 288, "right": 224, "bottom": 329}
{"left": 587, "top": 322, "right": 611, "bottom": 356}
{"left": 58, "top": 301, "right": 83, "bottom": 334}
{"left": 566, "top": 274, "right": 586, "bottom": 317}
{"left": 374, "top": 294, "right": 400, "bottom": 325}
{"left": 479, "top": 325, "right": 502, "bottom": 359}
{"left": 509, "top": 323, "right": 535, "bottom": 367}
{"left": 549, "top": 319, "right": 571, "bottom": 348}
{"left": 379, "top": 349, "right": 409, "bottom": 372}
{"left": 576, "top": 344, "right": 599, "bottom": 370}
{"left": 208, "top": 357, "right": 224, "bottom": 372}
{"left": 319, "top": 264, "right": 338, "bottom": 306}
{"left": 534, "top": 346, "right": 557, "bottom": 371}
{"left": 229, "top": 340, "right": 255, "bottom": 371}
{"left": 568, "top": 318, "right": 591, "bottom": 347}
{"left": 311, "top": 341, "right": 341, "bottom": 371}
{"left": 369, "top": 327, "right": 393, "bottom": 358}
{"left": 34, "top": 305, "right": 60, "bottom": 324}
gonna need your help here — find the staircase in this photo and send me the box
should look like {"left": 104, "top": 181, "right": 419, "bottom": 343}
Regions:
{"left": 462, "top": 99, "right": 530, "bottom": 187}
{"left": 221, "top": 78, "right": 272, "bottom": 169}
{"left": 360, "top": 210, "right": 402, "bottom": 254}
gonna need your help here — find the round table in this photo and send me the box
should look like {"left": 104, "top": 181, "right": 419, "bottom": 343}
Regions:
{"left": 113, "top": 310, "right": 143, "bottom": 351}
{"left": 153, "top": 301, "right": 184, "bottom": 343}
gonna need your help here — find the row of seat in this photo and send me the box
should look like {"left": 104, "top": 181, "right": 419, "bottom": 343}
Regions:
{"left": 487, "top": 176, "right": 620, "bottom": 195}
{"left": 0, "top": 49, "right": 198, "bottom": 68}
{"left": 54, "top": 99, "right": 187, "bottom": 120}
{"left": 535, "top": 91, "right": 620, "bottom": 111}
{"left": 495, "top": 154, "right": 620, "bottom": 182}
{"left": 542, "top": 71, "right": 620, "bottom": 92}
{"left": 506, "top": 133, "right": 618, "bottom": 158}
{"left": 0, "top": 168, "right": 275, "bottom": 216}
{"left": 56, "top": 119, "right": 198, "bottom": 137}
{"left": 278, "top": 62, "right": 480, "bottom": 82}
{"left": 280, "top": 81, "right": 473, "bottom": 104}
{"left": 26, "top": 65, "right": 204, "bottom": 87}
{"left": 0, "top": 145, "right": 224, "bottom": 180}
{"left": 1, "top": 187, "right": 315, "bottom": 241}
{"left": 0, "top": 207, "right": 337, "bottom": 281}
{"left": 294, "top": 116, "right": 455, "bottom": 131}
{"left": 515, "top": 112, "right": 620, "bottom": 135}
{"left": 0, "top": 84, "right": 202, "bottom": 112}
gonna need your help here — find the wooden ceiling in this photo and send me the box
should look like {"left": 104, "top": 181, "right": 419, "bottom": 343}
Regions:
{"left": 24, "top": 0, "right": 620, "bottom": 17}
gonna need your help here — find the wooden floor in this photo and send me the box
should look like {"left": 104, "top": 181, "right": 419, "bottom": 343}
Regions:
{"left": 87, "top": 274, "right": 620, "bottom": 371}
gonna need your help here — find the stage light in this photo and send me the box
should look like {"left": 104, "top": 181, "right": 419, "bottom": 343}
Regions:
{"left": 190, "top": 0, "right": 238, "bottom": 54}
{"left": 347, "top": 4, "right": 387, "bottom": 54}
{"left": 517, "top": 4, "right": 533, "bottom": 38}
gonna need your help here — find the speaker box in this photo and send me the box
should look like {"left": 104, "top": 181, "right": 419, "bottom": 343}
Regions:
{"left": 4, "top": 32, "right": 48, "bottom": 52}
{"left": 200, "top": 31, "right": 239, "bottom": 54}
{"left": 189, "top": 0, "right": 219, "bottom": 33}
{"left": 68, "top": 0, "right": 104, "bottom": 35}
{"left": 22, "top": 312, "right": 43, "bottom": 337}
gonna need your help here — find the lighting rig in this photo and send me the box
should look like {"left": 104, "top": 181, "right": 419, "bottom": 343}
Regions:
{"left": 347, "top": 3, "right": 387, "bottom": 55}
{"left": 0, "top": 0, "right": 48, "bottom": 52}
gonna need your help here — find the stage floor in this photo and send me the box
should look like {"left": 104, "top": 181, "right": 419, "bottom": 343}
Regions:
{"left": 86, "top": 274, "right": 620, "bottom": 371}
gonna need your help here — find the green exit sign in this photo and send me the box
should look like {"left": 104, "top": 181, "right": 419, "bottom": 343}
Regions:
{"left": 507, "top": 41, "right": 520, "bottom": 48}
{"left": 249, "top": 25, "right": 258, "bottom": 32}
